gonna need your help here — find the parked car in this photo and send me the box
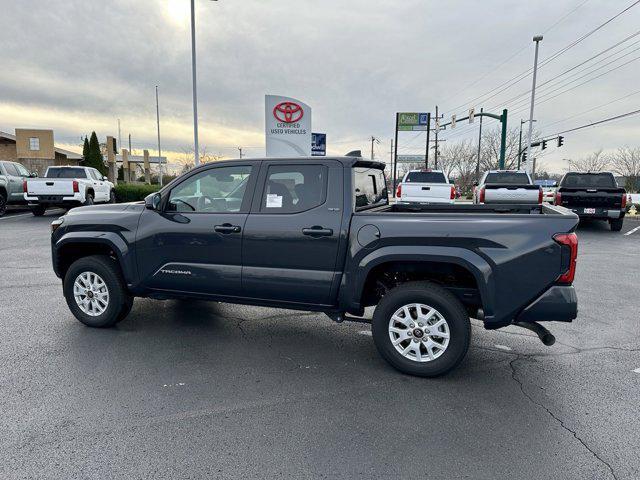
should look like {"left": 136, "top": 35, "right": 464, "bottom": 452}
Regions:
{"left": 0, "top": 160, "right": 36, "bottom": 216}
{"left": 24, "top": 166, "right": 115, "bottom": 216}
{"left": 396, "top": 169, "right": 455, "bottom": 204}
{"left": 474, "top": 170, "right": 542, "bottom": 204}
{"left": 51, "top": 156, "right": 579, "bottom": 377}
{"left": 555, "top": 171, "right": 626, "bottom": 231}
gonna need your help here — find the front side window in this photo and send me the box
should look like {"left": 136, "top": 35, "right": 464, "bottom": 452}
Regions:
{"left": 354, "top": 167, "right": 388, "bottom": 210}
{"left": 3, "top": 163, "right": 19, "bottom": 176}
{"left": 261, "top": 164, "right": 327, "bottom": 213}
{"left": 15, "top": 163, "right": 30, "bottom": 177}
{"left": 168, "top": 165, "right": 252, "bottom": 213}
{"left": 29, "top": 137, "right": 40, "bottom": 151}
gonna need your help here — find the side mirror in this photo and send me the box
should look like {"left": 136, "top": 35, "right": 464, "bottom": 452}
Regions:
{"left": 145, "top": 192, "right": 162, "bottom": 210}
{"left": 102, "top": 176, "right": 108, "bottom": 181}
{"left": 472, "top": 181, "right": 479, "bottom": 187}
{"left": 30, "top": 172, "right": 38, "bottom": 178}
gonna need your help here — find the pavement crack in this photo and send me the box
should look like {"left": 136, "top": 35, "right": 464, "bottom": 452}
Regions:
{"left": 509, "top": 356, "right": 618, "bottom": 480}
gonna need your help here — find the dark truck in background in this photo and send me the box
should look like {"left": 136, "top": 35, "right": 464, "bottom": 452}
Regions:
{"left": 555, "top": 172, "right": 627, "bottom": 231}
{"left": 50, "top": 156, "right": 579, "bottom": 377}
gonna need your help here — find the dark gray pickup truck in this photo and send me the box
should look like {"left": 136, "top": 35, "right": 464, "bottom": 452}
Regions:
{"left": 51, "top": 156, "right": 579, "bottom": 376}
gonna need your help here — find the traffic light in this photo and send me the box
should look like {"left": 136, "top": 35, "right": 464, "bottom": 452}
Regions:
{"left": 557, "top": 136, "right": 564, "bottom": 147}
{"left": 541, "top": 139, "right": 547, "bottom": 150}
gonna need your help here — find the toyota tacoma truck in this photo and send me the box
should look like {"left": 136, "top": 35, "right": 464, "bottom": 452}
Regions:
{"left": 50, "top": 157, "right": 579, "bottom": 377}
{"left": 0, "top": 160, "right": 36, "bottom": 217}
{"left": 25, "top": 166, "right": 115, "bottom": 216}
{"left": 474, "top": 170, "right": 542, "bottom": 205}
{"left": 555, "top": 171, "right": 626, "bottom": 231}
{"left": 396, "top": 169, "right": 455, "bottom": 204}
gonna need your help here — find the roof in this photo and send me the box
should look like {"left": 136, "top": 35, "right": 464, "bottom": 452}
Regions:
{"left": 0, "top": 131, "right": 83, "bottom": 160}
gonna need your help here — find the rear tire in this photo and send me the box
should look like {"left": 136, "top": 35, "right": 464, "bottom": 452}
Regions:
{"left": 610, "top": 218, "right": 623, "bottom": 231}
{"left": 0, "top": 192, "right": 7, "bottom": 217}
{"left": 372, "top": 281, "right": 471, "bottom": 377}
{"left": 109, "top": 190, "right": 116, "bottom": 204}
{"left": 32, "top": 205, "right": 46, "bottom": 216}
{"left": 63, "top": 255, "right": 132, "bottom": 328}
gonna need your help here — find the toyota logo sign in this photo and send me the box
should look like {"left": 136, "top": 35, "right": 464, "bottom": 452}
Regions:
{"left": 273, "top": 101, "right": 304, "bottom": 123}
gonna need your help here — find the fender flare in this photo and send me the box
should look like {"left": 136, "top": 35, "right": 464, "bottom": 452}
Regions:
{"left": 343, "top": 245, "right": 495, "bottom": 319}
{"left": 54, "top": 231, "right": 135, "bottom": 284}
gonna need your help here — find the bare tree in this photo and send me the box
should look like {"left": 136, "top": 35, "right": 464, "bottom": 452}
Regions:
{"left": 566, "top": 149, "right": 609, "bottom": 172}
{"left": 607, "top": 146, "right": 640, "bottom": 192}
{"left": 178, "top": 146, "right": 224, "bottom": 172}
{"left": 450, "top": 141, "right": 478, "bottom": 194}
{"left": 479, "top": 127, "right": 520, "bottom": 171}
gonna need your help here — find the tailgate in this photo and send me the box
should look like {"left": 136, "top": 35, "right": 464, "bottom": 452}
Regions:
{"left": 559, "top": 189, "right": 625, "bottom": 209}
{"left": 402, "top": 183, "right": 451, "bottom": 202}
{"left": 484, "top": 185, "right": 539, "bottom": 204}
{"left": 27, "top": 179, "right": 74, "bottom": 196}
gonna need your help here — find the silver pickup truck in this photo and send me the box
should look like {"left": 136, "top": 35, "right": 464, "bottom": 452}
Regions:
{"left": 474, "top": 170, "right": 542, "bottom": 205}
{"left": 0, "top": 160, "right": 36, "bottom": 217}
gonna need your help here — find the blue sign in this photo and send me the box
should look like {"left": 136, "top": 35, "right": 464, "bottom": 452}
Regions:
{"left": 312, "top": 132, "right": 326, "bottom": 156}
{"left": 418, "top": 113, "right": 429, "bottom": 125}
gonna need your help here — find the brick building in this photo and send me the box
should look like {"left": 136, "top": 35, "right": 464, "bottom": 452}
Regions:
{"left": 0, "top": 129, "right": 82, "bottom": 175}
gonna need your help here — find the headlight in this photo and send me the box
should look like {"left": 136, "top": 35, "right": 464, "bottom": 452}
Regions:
{"left": 51, "top": 217, "right": 64, "bottom": 234}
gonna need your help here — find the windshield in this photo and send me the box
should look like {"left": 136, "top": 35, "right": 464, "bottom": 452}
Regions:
{"left": 561, "top": 172, "right": 616, "bottom": 188}
{"left": 404, "top": 171, "right": 447, "bottom": 183}
{"left": 45, "top": 168, "right": 87, "bottom": 179}
{"left": 484, "top": 172, "right": 530, "bottom": 185}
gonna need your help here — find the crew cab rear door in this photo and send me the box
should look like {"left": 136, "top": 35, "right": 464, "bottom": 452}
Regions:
{"left": 241, "top": 160, "right": 344, "bottom": 306}
{"left": 136, "top": 162, "right": 258, "bottom": 296}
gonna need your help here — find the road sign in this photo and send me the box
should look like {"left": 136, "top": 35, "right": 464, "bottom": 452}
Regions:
{"left": 451, "top": 114, "right": 456, "bottom": 129}
{"left": 469, "top": 108, "right": 475, "bottom": 124}
{"left": 398, "top": 112, "right": 429, "bottom": 131}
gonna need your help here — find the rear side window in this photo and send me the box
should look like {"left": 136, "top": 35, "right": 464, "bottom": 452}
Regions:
{"left": 404, "top": 171, "right": 447, "bottom": 183}
{"left": 261, "top": 164, "right": 327, "bottom": 213}
{"left": 3, "top": 163, "right": 19, "bottom": 176}
{"left": 354, "top": 167, "right": 388, "bottom": 210}
{"left": 561, "top": 173, "right": 616, "bottom": 188}
{"left": 484, "top": 172, "right": 530, "bottom": 185}
{"left": 46, "top": 168, "right": 87, "bottom": 179}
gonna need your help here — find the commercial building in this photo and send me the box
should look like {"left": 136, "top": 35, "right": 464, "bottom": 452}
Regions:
{"left": 0, "top": 129, "right": 82, "bottom": 175}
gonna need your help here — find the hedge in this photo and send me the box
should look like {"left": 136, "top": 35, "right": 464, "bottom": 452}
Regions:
{"left": 114, "top": 183, "right": 160, "bottom": 203}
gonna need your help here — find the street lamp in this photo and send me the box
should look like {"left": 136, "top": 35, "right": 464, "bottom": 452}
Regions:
{"left": 525, "top": 35, "right": 543, "bottom": 173}
{"left": 190, "top": 0, "right": 217, "bottom": 166}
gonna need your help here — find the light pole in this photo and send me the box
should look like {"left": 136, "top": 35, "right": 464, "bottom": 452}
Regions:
{"left": 190, "top": 0, "right": 217, "bottom": 167}
{"left": 156, "top": 85, "right": 163, "bottom": 186}
{"left": 525, "top": 35, "right": 543, "bottom": 173}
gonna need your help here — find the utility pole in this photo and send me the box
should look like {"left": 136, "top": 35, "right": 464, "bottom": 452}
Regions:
{"left": 476, "top": 107, "right": 483, "bottom": 182}
{"left": 156, "top": 86, "right": 163, "bottom": 186}
{"left": 518, "top": 119, "right": 524, "bottom": 169}
{"left": 371, "top": 136, "right": 375, "bottom": 160}
{"left": 393, "top": 113, "right": 399, "bottom": 197}
{"left": 434, "top": 105, "right": 439, "bottom": 168}
{"left": 117, "top": 119, "right": 121, "bottom": 152}
{"left": 238, "top": 147, "right": 243, "bottom": 159}
{"left": 128, "top": 133, "right": 132, "bottom": 154}
{"left": 425, "top": 112, "right": 431, "bottom": 169}
{"left": 526, "top": 35, "right": 543, "bottom": 173}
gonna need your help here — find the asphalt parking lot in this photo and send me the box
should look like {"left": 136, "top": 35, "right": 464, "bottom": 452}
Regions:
{"left": 1, "top": 208, "right": 639, "bottom": 479}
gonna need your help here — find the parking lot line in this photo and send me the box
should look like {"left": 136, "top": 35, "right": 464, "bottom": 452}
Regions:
{"left": 624, "top": 225, "right": 640, "bottom": 236}
{"left": 0, "top": 212, "right": 32, "bottom": 221}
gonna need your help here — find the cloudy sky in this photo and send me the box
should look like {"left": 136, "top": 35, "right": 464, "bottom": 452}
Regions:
{"left": 1, "top": 0, "right": 639, "bottom": 172}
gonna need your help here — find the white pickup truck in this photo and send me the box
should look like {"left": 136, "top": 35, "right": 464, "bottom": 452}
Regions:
{"left": 396, "top": 169, "right": 455, "bottom": 204}
{"left": 474, "top": 170, "right": 542, "bottom": 205}
{"left": 24, "top": 166, "right": 115, "bottom": 216}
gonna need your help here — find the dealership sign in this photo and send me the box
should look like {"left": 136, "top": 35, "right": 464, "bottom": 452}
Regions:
{"left": 396, "top": 155, "right": 426, "bottom": 163}
{"left": 398, "top": 112, "right": 429, "bottom": 131}
{"left": 311, "top": 133, "right": 326, "bottom": 156}
{"left": 265, "top": 95, "right": 312, "bottom": 157}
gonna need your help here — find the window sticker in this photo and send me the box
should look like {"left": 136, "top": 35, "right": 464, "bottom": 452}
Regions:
{"left": 266, "top": 194, "right": 283, "bottom": 208}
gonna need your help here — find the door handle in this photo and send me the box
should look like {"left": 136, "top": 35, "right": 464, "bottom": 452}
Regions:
{"left": 302, "top": 226, "right": 333, "bottom": 237}
{"left": 214, "top": 223, "right": 241, "bottom": 234}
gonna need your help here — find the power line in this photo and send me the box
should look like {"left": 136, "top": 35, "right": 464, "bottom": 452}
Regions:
{"left": 543, "top": 108, "right": 640, "bottom": 138}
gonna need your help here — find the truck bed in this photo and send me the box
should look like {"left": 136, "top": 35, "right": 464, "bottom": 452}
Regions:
{"left": 370, "top": 202, "right": 566, "bottom": 215}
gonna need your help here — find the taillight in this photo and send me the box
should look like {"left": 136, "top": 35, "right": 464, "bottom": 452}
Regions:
{"left": 396, "top": 183, "right": 402, "bottom": 197}
{"left": 621, "top": 193, "right": 627, "bottom": 209}
{"left": 450, "top": 186, "right": 455, "bottom": 200}
{"left": 538, "top": 187, "right": 543, "bottom": 204}
{"left": 23, "top": 180, "right": 28, "bottom": 193}
{"left": 555, "top": 191, "right": 562, "bottom": 206}
{"left": 479, "top": 187, "right": 485, "bottom": 203}
{"left": 553, "top": 233, "right": 578, "bottom": 284}
{"left": 72, "top": 180, "right": 79, "bottom": 193}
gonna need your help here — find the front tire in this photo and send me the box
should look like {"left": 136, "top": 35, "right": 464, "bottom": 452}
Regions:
{"left": 109, "top": 190, "right": 116, "bottom": 203}
{"left": 63, "top": 255, "right": 132, "bottom": 328}
{"left": 0, "top": 193, "right": 7, "bottom": 217}
{"left": 610, "top": 217, "right": 624, "bottom": 231}
{"left": 372, "top": 281, "right": 471, "bottom": 377}
{"left": 83, "top": 194, "right": 94, "bottom": 206}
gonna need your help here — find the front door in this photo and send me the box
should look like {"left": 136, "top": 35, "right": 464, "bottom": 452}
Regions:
{"left": 242, "top": 160, "right": 344, "bottom": 306}
{"left": 136, "top": 163, "right": 257, "bottom": 297}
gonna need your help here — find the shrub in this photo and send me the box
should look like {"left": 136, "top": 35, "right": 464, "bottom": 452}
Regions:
{"left": 114, "top": 183, "right": 160, "bottom": 203}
